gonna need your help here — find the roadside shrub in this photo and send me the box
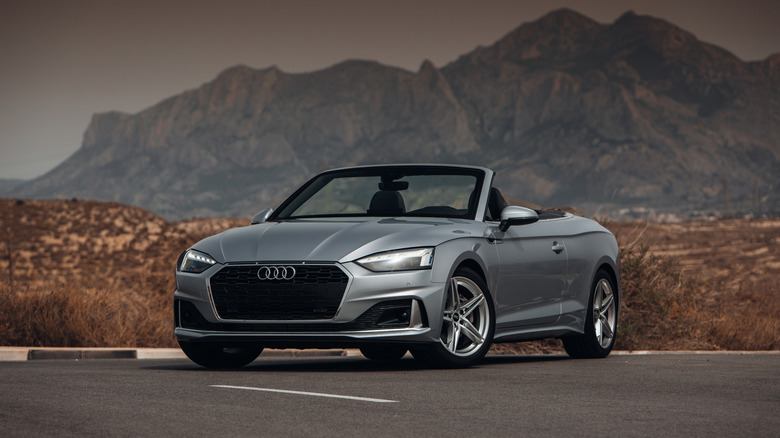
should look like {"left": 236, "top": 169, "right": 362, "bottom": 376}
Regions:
{"left": 614, "top": 244, "right": 708, "bottom": 350}
{"left": 0, "top": 280, "right": 175, "bottom": 348}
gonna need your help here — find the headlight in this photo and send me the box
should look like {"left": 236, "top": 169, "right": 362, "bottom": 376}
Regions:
{"left": 355, "top": 248, "right": 434, "bottom": 272}
{"left": 178, "top": 249, "right": 218, "bottom": 273}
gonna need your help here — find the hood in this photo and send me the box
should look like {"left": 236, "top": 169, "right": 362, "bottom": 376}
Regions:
{"left": 192, "top": 218, "right": 485, "bottom": 264}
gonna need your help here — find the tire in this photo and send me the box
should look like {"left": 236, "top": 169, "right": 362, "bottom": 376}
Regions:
{"left": 411, "top": 266, "right": 495, "bottom": 368}
{"left": 563, "top": 269, "right": 619, "bottom": 358}
{"left": 359, "top": 344, "right": 408, "bottom": 361}
{"left": 179, "top": 341, "right": 263, "bottom": 369}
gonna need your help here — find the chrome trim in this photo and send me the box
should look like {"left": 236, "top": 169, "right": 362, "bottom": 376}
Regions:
{"left": 257, "top": 265, "right": 296, "bottom": 280}
{"left": 409, "top": 299, "right": 424, "bottom": 329}
{"left": 175, "top": 326, "right": 430, "bottom": 340}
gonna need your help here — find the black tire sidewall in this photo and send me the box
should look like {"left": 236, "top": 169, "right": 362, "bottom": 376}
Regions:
{"left": 359, "top": 344, "right": 408, "bottom": 361}
{"left": 179, "top": 341, "right": 263, "bottom": 368}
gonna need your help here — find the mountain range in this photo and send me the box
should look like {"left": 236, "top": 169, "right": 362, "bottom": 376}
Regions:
{"left": 6, "top": 9, "right": 779, "bottom": 219}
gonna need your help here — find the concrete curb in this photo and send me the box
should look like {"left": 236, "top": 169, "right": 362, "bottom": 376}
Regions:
{"left": 1, "top": 347, "right": 778, "bottom": 362}
{"left": 0, "top": 347, "right": 355, "bottom": 361}
{"left": 610, "top": 350, "right": 780, "bottom": 355}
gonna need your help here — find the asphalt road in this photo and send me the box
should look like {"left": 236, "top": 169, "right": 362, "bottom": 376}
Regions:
{"left": 1, "top": 353, "right": 778, "bottom": 437}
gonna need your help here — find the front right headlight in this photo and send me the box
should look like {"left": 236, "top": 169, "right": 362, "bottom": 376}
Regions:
{"left": 355, "top": 247, "right": 434, "bottom": 272}
{"left": 178, "top": 249, "right": 217, "bottom": 273}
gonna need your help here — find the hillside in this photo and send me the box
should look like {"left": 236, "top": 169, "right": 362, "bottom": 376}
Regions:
{"left": 0, "top": 199, "right": 244, "bottom": 347}
{"left": 6, "top": 9, "right": 780, "bottom": 219}
{"left": 0, "top": 179, "right": 23, "bottom": 193}
{"left": 0, "top": 199, "right": 243, "bottom": 288}
{"left": 1, "top": 198, "right": 777, "bottom": 350}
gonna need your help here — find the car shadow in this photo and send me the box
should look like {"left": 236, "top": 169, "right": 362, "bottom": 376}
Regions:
{"left": 143, "top": 353, "right": 570, "bottom": 373}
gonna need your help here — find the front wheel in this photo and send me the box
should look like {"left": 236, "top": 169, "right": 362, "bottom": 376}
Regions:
{"left": 563, "top": 269, "right": 619, "bottom": 358}
{"left": 411, "top": 267, "right": 495, "bottom": 368}
{"left": 179, "top": 341, "right": 263, "bottom": 368}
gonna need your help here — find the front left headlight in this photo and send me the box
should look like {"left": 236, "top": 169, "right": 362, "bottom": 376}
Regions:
{"left": 178, "top": 249, "right": 218, "bottom": 273}
{"left": 355, "top": 247, "right": 434, "bottom": 272}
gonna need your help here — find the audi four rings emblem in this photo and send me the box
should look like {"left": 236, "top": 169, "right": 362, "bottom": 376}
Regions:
{"left": 257, "top": 266, "right": 296, "bottom": 280}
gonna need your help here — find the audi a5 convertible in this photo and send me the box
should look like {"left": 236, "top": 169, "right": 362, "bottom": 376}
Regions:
{"left": 174, "top": 164, "right": 620, "bottom": 368}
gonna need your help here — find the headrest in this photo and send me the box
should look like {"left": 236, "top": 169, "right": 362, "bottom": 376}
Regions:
{"left": 367, "top": 191, "right": 405, "bottom": 216}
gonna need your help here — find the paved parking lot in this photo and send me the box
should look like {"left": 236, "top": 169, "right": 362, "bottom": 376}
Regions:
{"left": 2, "top": 353, "right": 778, "bottom": 436}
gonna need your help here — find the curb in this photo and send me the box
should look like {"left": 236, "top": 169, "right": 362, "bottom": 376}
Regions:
{"left": 0, "top": 347, "right": 355, "bottom": 362}
{"left": 2, "top": 348, "right": 778, "bottom": 362}
{"left": 610, "top": 350, "right": 780, "bottom": 356}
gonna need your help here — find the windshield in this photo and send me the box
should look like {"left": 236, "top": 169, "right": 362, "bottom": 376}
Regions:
{"left": 273, "top": 166, "right": 484, "bottom": 220}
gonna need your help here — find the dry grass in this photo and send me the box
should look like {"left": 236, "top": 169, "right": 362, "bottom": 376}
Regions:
{"left": 703, "top": 280, "right": 780, "bottom": 350}
{"left": 0, "top": 281, "right": 174, "bottom": 347}
{"left": 0, "top": 199, "right": 190, "bottom": 347}
{"left": 1, "top": 198, "right": 778, "bottom": 350}
{"left": 613, "top": 243, "right": 709, "bottom": 350}
{"left": 609, "top": 219, "right": 780, "bottom": 351}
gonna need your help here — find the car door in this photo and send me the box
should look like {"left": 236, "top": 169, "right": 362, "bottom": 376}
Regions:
{"left": 491, "top": 219, "right": 569, "bottom": 328}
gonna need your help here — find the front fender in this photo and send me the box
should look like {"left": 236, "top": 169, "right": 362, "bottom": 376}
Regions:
{"left": 426, "top": 237, "right": 499, "bottom": 327}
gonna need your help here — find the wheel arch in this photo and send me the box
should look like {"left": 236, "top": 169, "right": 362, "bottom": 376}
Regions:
{"left": 429, "top": 238, "right": 495, "bottom": 286}
{"left": 455, "top": 258, "right": 487, "bottom": 283}
{"left": 595, "top": 257, "right": 621, "bottom": 300}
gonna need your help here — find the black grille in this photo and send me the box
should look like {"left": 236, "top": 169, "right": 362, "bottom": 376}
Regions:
{"left": 209, "top": 264, "right": 349, "bottom": 320}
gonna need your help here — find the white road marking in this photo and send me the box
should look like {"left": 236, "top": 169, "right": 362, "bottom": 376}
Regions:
{"left": 210, "top": 385, "right": 398, "bottom": 403}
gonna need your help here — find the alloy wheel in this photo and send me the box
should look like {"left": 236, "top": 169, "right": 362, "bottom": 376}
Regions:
{"left": 440, "top": 276, "right": 490, "bottom": 357}
{"left": 592, "top": 278, "right": 617, "bottom": 349}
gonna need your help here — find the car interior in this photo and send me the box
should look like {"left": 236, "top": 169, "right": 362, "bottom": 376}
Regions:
{"left": 363, "top": 183, "right": 567, "bottom": 221}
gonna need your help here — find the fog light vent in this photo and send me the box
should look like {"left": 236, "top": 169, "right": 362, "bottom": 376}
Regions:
{"left": 376, "top": 302, "right": 413, "bottom": 327}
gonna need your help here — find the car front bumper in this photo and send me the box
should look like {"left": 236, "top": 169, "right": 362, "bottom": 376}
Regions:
{"left": 173, "top": 261, "right": 446, "bottom": 347}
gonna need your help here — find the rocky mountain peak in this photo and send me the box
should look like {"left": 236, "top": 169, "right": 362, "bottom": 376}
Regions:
{"left": 484, "top": 8, "right": 602, "bottom": 62}
{"left": 764, "top": 53, "right": 780, "bottom": 72}
{"left": 418, "top": 59, "right": 437, "bottom": 74}
{"left": 609, "top": 10, "right": 706, "bottom": 58}
{"left": 81, "top": 111, "right": 131, "bottom": 150}
{"left": 6, "top": 10, "right": 778, "bottom": 219}
{"left": 416, "top": 59, "right": 450, "bottom": 89}
{"left": 534, "top": 7, "right": 601, "bottom": 30}
{"left": 215, "top": 64, "right": 254, "bottom": 78}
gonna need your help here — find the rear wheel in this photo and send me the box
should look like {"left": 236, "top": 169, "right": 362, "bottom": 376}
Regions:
{"left": 359, "top": 344, "right": 408, "bottom": 361}
{"left": 179, "top": 341, "right": 263, "bottom": 368}
{"left": 563, "top": 269, "right": 618, "bottom": 358}
{"left": 411, "top": 267, "right": 495, "bottom": 368}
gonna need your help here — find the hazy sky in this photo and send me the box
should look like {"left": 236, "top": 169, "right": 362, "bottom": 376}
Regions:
{"left": 1, "top": 0, "right": 778, "bottom": 180}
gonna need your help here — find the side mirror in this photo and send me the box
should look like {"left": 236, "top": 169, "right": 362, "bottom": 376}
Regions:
{"left": 251, "top": 208, "right": 274, "bottom": 225}
{"left": 499, "top": 206, "right": 538, "bottom": 231}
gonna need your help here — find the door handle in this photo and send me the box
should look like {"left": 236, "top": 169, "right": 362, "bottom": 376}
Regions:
{"left": 551, "top": 241, "right": 564, "bottom": 254}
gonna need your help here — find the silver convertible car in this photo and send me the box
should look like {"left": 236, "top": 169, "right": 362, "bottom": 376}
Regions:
{"left": 174, "top": 164, "right": 620, "bottom": 368}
